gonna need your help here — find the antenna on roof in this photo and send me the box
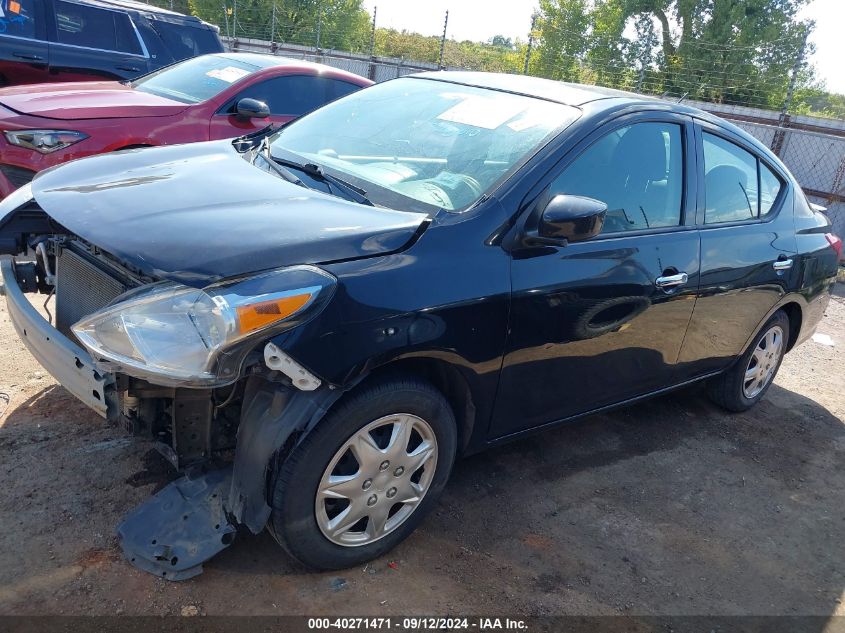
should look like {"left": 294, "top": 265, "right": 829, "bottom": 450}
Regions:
{"left": 676, "top": 92, "right": 689, "bottom": 104}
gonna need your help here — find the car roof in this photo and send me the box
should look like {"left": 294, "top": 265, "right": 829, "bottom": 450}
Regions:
{"left": 410, "top": 71, "right": 658, "bottom": 107}
{"left": 76, "top": 0, "right": 199, "bottom": 19}
{"left": 207, "top": 53, "right": 372, "bottom": 84}
{"left": 410, "top": 71, "right": 781, "bottom": 168}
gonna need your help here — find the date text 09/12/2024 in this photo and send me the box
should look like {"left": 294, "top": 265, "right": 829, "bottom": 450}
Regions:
{"left": 307, "top": 617, "right": 529, "bottom": 630}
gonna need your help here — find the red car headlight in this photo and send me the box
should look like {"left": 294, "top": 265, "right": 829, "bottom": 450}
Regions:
{"left": 3, "top": 129, "right": 89, "bottom": 154}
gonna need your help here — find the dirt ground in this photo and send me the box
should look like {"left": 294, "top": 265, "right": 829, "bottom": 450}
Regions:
{"left": 0, "top": 287, "right": 843, "bottom": 618}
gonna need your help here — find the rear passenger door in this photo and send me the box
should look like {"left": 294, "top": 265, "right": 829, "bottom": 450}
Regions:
{"left": 0, "top": 0, "right": 49, "bottom": 85}
{"left": 46, "top": 0, "right": 150, "bottom": 81}
{"left": 209, "top": 75, "right": 363, "bottom": 140}
{"left": 677, "top": 121, "right": 797, "bottom": 374}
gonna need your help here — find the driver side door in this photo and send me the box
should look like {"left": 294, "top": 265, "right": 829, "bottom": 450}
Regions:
{"left": 490, "top": 112, "right": 701, "bottom": 439}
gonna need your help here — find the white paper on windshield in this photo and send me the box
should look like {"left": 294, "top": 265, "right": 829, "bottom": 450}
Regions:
{"left": 437, "top": 97, "right": 526, "bottom": 129}
{"left": 206, "top": 66, "right": 251, "bottom": 83}
{"left": 508, "top": 101, "right": 565, "bottom": 132}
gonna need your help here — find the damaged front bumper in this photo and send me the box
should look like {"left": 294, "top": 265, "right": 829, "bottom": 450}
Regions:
{"left": 0, "top": 258, "right": 115, "bottom": 419}
{"left": 2, "top": 257, "right": 344, "bottom": 579}
{"left": 1, "top": 257, "right": 239, "bottom": 579}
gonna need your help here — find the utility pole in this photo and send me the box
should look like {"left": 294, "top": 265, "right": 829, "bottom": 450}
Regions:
{"left": 438, "top": 10, "right": 449, "bottom": 70}
{"left": 369, "top": 6, "right": 377, "bottom": 57}
{"left": 368, "top": 7, "right": 377, "bottom": 81}
{"left": 774, "top": 26, "right": 808, "bottom": 156}
{"left": 270, "top": 2, "right": 276, "bottom": 45}
{"left": 232, "top": 0, "right": 238, "bottom": 39}
{"left": 316, "top": 8, "right": 322, "bottom": 50}
{"left": 780, "top": 27, "right": 809, "bottom": 124}
{"left": 523, "top": 13, "right": 536, "bottom": 75}
{"left": 222, "top": 4, "right": 231, "bottom": 40}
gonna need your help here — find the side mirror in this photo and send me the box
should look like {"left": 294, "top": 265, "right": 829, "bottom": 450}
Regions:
{"left": 236, "top": 98, "right": 270, "bottom": 120}
{"left": 529, "top": 194, "right": 607, "bottom": 246}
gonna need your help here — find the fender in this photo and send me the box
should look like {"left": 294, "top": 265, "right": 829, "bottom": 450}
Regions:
{"left": 228, "top": 349, "right": 485, "bottom": 534}
{"left": 228, "top": 375, "right": 345, "bottom": 533}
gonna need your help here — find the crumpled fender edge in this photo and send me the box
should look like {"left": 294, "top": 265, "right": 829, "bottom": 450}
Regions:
{"left": 228, "top": 375, "right": 344, "bottom": 534}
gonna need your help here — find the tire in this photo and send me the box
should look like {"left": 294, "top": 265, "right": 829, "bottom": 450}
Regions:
{"left": 707, "top": 310, "right": 790, "bottom": 412}
{"left": 269, "top": 377, "right": 457, "bottom": 570}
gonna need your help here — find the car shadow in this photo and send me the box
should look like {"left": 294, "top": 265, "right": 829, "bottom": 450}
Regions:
{"left": 1, "top": 380, "right": 842, "bottom": 618}
{"left": 209, "top": 382, "right": 845, "bottom": 618}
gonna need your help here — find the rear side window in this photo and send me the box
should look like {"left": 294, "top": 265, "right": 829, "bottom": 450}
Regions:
{"left": 760, "top": 163, "right": 783, "bottom": 218}
{"left": 0, "top": 0, "right": 42, "bottom": 39}
{"left": 149, "top": 20, "right": 223, "bottom": 61}
{"left": 54, "top": 0, "right": 142, "bottom": 55}
{"left": 226, "top": 76, "right": 363, "bottom": 116}
{"left": 703, "top": 132, "right": 783, "bottom": 223}
{"left": 550, "top": 122, "right": 684, "bottom": 234}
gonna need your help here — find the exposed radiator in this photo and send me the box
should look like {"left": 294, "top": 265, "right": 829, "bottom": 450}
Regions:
{"left": 55, "top": 248, "right": 128, "bottom": 340}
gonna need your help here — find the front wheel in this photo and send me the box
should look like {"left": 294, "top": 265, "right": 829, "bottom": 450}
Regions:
{"left": 269, "top": 377, "right": 457, "bottom": 570}
{"left": 707, "top": 310, "right": 790, "bottom": 412}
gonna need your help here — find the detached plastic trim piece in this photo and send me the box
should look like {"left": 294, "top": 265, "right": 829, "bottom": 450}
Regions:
{"left": 117, "top": 467, "right": 237, "bottom": 581}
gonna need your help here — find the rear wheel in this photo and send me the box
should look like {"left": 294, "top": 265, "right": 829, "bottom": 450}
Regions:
{"left": 269, "top": 377, "right": 457, "bottom": 570}
{"left": 707, "top": 310, "right": 789, "bottom": 412}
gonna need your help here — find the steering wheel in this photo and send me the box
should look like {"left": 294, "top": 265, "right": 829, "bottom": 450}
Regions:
{"left": 454, "top": 174, "right": 483, "bottom": 201}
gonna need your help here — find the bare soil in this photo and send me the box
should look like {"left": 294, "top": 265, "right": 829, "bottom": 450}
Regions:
{"left": 0, "top": 288, "right": 843, "bottom": 617}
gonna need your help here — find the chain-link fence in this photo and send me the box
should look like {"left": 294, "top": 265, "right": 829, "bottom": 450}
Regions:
{"left": 746, "top": 124, "right": 845, "bottom": 236}
{"left": 144, "top": 0, "right": 813, "bottom": 113}
{"left": 225, "top": 38, "right": 449, "bottom": 82}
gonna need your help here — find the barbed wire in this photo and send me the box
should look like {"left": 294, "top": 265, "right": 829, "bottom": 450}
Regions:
{"left": 141, "top": 0, "right": 813, "bottom": 114}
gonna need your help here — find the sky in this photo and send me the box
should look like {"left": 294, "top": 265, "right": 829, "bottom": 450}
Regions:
{"left": 362, "top": 0, "right": 845, "bottom": 96}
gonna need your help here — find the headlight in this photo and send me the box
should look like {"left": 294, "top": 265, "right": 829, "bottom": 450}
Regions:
{"left": 72, "top": 265, "right": 335, "bottom": 387}
{"left": 4, "top": 129, "right": 89, "bottom": 154}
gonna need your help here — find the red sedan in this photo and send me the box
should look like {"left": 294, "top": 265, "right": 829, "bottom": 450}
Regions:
{"left": 0, "top": 52, "right": 372, "bottom": 197}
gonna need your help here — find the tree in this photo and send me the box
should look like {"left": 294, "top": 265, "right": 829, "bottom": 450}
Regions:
{"left": 531, "top": 0, "right": 815, "bottom": 108}
{"left": 620, "top": 0, "right": 811, "bottom": 106}
{"left": 531, "top": 0, "right": 591, "bottom": 81}
{"left": 186, "top": 0, "right": 371, "bottom": 51}
{"left": 488, "top": 35, "right": 514, "bottom": 49}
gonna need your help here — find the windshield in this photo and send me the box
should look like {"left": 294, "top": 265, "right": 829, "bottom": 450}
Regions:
{"left": 269, "top": 77, "right": 580, "bottom": 212}
{"left": 133, "top": 56, "right": 256, "bottom": 104}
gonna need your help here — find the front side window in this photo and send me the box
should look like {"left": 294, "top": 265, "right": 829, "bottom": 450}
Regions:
{"left": 550, "top": 122, "right": 684, "bottom": 233}
{"left": 54, "top": 0, "right": 141, "bottom": 55}
{"left": 225, "top": 76, "right": 358, "bottom": 117}
{"left": 270, "top": 77, "right": 580, "bottom": 212}
{"left": 133, "top": 55, "right": 256, "bottom": 104}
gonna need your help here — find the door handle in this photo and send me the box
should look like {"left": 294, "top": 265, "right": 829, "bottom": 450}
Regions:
{"left": 655, "top": 272, "right": 689, "bottom": 288}
{"left": 13, "top": 52, "right": 45, "bottom": 61}
{"left": 116, "top": 65, "right": 141, "bottom": 73}
{"left": 773, "top": 258, "right": 793, "bottom": 271}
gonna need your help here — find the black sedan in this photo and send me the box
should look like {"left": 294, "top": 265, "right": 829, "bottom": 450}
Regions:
{"left": 0, "top": 72, "right": 840, "bottom": 576}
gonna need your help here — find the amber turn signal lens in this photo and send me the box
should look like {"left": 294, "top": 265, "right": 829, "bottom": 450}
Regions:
{"left": 235, "top": 292, "right": 312, "bottom": 335}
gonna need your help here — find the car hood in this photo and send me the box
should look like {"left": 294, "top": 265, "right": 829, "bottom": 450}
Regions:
{"left": 0, "top": 82, "right": 189, "bottom": 120}
{"left": 31, "top": 141, "right": 429, "bottom": 286}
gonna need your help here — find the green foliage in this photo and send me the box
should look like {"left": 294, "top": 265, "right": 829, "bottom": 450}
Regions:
{"left": 530, "top": 0, "right": 819, "bottom": 110}
{"left": 149, "top": 0, "right": 842, "bottom": 117}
